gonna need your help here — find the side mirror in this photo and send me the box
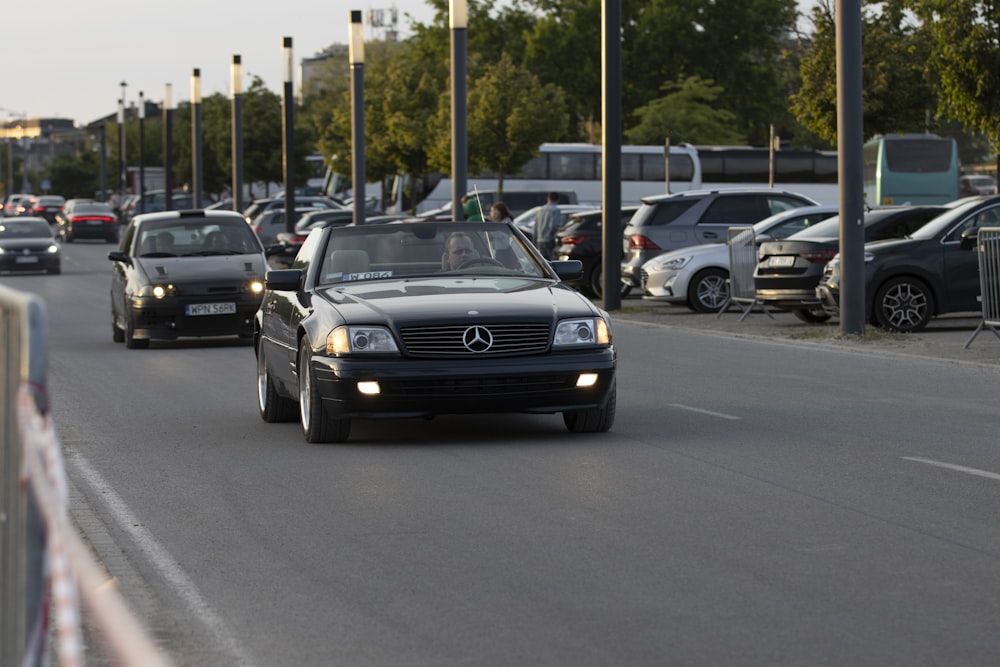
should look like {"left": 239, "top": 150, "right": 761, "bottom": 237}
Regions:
{"left": 959, "top": 228, "right": 979, "bottom": 251}
{"left": 550, "top": 259, "right": 583, "bottom": 281}
{"left": 265, "top": 269, "right": 304, "bottom": 291}
{"left": 108, "top": 250, "right": 128, "bottom": 263}
{"left": 265, "top": 243, "right": 286, "bottom": 257}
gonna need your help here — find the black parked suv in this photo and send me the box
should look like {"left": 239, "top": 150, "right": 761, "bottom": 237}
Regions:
{"left": 554, "top": 205, "right": 639, "bottom": 297}
{"left": 620, "top": 188, "right": 818, "bottom": 293}
{"left": 816, "top": 195, "right": 1000, "bottom": 332}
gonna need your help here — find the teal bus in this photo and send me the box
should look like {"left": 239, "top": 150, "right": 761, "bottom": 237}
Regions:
{"left": 863, "top": 133, "right": 960, "bottom": 206}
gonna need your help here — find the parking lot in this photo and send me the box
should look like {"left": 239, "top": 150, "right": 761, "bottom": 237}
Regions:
{"left": 612, "top": 296, "right": 1000, "bottom": 367}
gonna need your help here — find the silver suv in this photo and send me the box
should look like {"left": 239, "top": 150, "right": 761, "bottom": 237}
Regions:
{"left": 620, "top": 188, "right": 819, "bottom": 291}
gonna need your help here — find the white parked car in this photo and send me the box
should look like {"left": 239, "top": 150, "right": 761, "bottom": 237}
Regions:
{"left": 639, "top": 205, "right": 837, "bottom": 312}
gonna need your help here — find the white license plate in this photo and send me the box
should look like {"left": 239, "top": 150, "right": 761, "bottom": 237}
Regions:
{"left": 15, "top": 256, "right": 39, "bottom": 263}
{"left": 768, "top": 256, "right": 795, "bottom": 268}
{"left": 186, "top": 302, "right": 236, "bottom": 316}
{"left": 87, "top": 220, "right": 102, "bottom": 225}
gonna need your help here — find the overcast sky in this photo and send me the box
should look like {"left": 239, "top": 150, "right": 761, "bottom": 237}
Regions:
{"left": 1, "top": 0, "right": 438, "bottom": 126}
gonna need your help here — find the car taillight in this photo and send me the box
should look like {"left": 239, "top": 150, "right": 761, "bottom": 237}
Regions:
{"left": 73, "top": 215, "right": 116, "bottom": 224}
{"left": 560, "top": 235, "right": 593, "bottom": 246}
{"left": 802, "top": 249, "right": 838, "bottom": 263}
{"left": 629, "top": 235, "right": 661, "bottom": 250}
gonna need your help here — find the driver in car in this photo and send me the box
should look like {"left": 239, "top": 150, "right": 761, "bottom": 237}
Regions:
{"left": 443, "top": 231, "right": 479, "bottom": 270}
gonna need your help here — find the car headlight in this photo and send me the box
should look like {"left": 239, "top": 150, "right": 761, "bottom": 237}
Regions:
{"left": 249, "top": 280, "right": 264, "bottom": 294}
{"left": 47, "top": 244, "right": 59, "bottom": 254}
{"left": 553, "top": 317, "right": 610, "bottom": 348}
{"left": 648, "top": 255, "right": 690, "bottom": 271}
{"left": 136, "top": 284, "right": 175, "bottom": 299}
{"left": 327, "top": 325, "right": 400, "bottom": 355}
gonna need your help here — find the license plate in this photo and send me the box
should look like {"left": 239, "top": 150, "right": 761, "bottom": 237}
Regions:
{"left": 768, "top": 256, "right": 795, "bottom": 268}
{"left": 15, "top": 256, "right": 39, "bottom": 264}
{"left": 87, "top": 220, "right": 102, "bottom": 225}
{"left": 186, "top": 302, "right": 236, "bottom": 316}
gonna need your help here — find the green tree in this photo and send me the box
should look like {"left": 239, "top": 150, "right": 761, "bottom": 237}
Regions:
{"left": 911, "top": 0, "right": 1000, "bottom": 168}
{"left": 45, "top": 150, "right": 101, "bottom": 198}
{"left": 792, "top": 0, "right": 935, "bottom": 143}
{"left": 625, "top": 76, "right": 745, "bottom": 145}
{"left": 427, "top": 52, "right": 569, "bottom": 196}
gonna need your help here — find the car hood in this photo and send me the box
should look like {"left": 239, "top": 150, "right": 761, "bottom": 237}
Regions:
{"left": 0, "top": 238, "right": 58, "bottom": 250}
{"left": 135, "top": 255, "right": 267, "bottom": 282}
{"left": 318, "top": 277, "right": 601, "bottom": 325}
{"left": 643, "top": 242, "right": 727, "bottom": 267}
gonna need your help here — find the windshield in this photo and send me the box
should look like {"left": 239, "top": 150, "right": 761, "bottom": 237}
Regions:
{"left": 136, "top": 217, "right": 263, "bottom": 257}
{"left": 908, "top": 198, "right": 991, "bottom": 240}
{"left": 0, "top": 220, "right": 53, "bottom": 238}
{"left": 317, "top": 222, "right": 550, "bottom": 285}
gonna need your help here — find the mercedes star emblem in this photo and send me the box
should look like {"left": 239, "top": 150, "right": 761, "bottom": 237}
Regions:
{"left": 462, "top": 325, "right": 493, "bottom": 353}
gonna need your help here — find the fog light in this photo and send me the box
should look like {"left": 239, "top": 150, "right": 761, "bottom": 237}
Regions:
{"left": 357, "top": 381, "right": 380, "bottom": 395}
{"left": 576, "top": 373, "right": 598, "bottom": 387}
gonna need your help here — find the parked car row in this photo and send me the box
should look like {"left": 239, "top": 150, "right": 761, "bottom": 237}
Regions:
{"left": 633, "top": 189, "right": 1000, "bottom": 333}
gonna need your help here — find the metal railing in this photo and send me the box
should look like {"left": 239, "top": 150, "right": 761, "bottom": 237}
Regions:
{"left": 965, "top": 226, "right": 1000, "bottom": 349}
{"left": 2, "top": 284, "right": 174, "bottom": 667}
{"left": 717, "top": 225, "right": 774, "bottom": 321}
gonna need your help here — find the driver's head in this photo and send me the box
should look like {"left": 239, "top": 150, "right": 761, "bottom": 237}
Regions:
{"left": 445, "top": 232, "right": 477, "bottom": 269}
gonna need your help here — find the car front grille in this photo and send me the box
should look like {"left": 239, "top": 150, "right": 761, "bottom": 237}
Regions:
{"left": 399, "top": 323, "right": 550, "bottom": 357}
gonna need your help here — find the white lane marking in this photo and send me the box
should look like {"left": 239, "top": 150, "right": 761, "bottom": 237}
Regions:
{"left": 669, "top": 403, "right": 742, "bottom": 420}
{"left": 73, "top": 456, "right": 258, "bottom": 667}
{"left": 903, "top": 456, "right": 1000, "bottom": 481}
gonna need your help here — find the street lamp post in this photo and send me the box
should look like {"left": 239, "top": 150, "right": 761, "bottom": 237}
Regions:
{"left": 450, "top": 0, "right": 468, "bottom": 220}
{"left": 99, "top": 123, "right": 107, "bottom": 202}
{"left": 350, "top": 11, "right": 365, "bottom": 226}
{"left": 191, "top": 68, "right": 203, "bottom": 208}
{"left": 118, "top": 82, "right": 127, "bottom": 198}
{"left": 231, "top": 55, "right": 244, "bottom": 213}
{"left": 163, "top": 83, "right": 174, "bottom": 211}
{"left": 282, "top": 37, "right": 296, "bottom": 234}
{"left": 138, "top": 91, "right": 146, "bottom": 212}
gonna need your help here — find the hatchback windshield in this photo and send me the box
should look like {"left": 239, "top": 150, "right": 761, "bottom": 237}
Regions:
{"left": 0, "top": 220, "right": 53, "bottom": 238}
{"left": 136, "top": 218, "right": 263, "bottom": 257}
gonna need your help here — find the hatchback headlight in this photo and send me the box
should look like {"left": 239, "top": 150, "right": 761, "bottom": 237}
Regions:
{"left": 648, "top": 255, "right": 690, "bottom": 271}
{"left": 327, "top": 325, "right": 400, "bottom": 355}
{"left": 136, "top": 284, "right": 175, "bottom": 299}
{"left": 553, "top": 317, "right": 610, "bottom": 348}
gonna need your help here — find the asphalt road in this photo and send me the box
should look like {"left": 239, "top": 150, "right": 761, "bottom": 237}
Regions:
{"left": 6, "top": 241, "right": 1000, "bottom": 666}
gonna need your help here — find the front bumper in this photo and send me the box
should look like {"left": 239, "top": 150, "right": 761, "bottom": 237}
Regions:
{"left": 309, "top": 348, "right": 617, "bottom": 419}
{"left": 755, "top": 288, "right": 822, "bottom": 310}
{"left": 0, "top": 255, "right": 59, "bottom": 272}
{"left": 128, "top": 296, "right": 261, "bottom": 340}
{"left": 815, "top": 284, "right": 840, "bottom": 317}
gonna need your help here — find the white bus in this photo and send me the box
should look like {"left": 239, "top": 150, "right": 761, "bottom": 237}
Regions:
{"left": 386, "top": 142, "right": 703, "bottom": 214}
{"left": 696, "top": 145, "right": 840, "bottom": 205}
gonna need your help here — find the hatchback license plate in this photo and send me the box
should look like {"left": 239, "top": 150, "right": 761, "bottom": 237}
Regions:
{"left": 15, "top": 256, "right": 39, "bottom": 264}
{"left": 186, "top": 302, "right": 236, "bottom": 316}
{"left": 768, "top": 256, "right": 795, "bottom": 268}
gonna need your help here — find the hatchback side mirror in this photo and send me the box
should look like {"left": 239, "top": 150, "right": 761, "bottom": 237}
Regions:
{"left": 959, "top": 228, "right": 979, "bottom": 251}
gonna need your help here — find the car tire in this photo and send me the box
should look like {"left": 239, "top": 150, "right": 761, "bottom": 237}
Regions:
{"left": 563, "top": 381, "right": 616, "bottom": 433}
{"left": 112, "top": 316, "right": 124, "bottom": 343}
{"left": 791, "top": 307, "right": 832, "bottom": 323}
{"left": 873, "top": 277, "right": 934, "bottom": 332}
{"left": 587, "top": 263, "right": 603, "bottom": 298}
{"left": 124, "top": 310, "right": 149, "bottom": 349}
{"left": 257, "top": 343, "right": 297, "bottom": 423}
{"left": 298, "top": 340, "right": 351, "bottom": 443}
{"left": 687, "top": 268, "right": 729, "bottom": 313}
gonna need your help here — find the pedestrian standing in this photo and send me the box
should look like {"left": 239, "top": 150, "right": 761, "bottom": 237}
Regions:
{"left": 534, "top": 191, "right": 561, "bottom": 259}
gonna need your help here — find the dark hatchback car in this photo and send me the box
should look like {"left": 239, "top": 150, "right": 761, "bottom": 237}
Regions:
{"left": 816, "top": 195, "right": 1000, "bottom": 332}
{"left": 0, "top": 217, "right": 61, "bottom": 274}
{"left": 554, "top": 205, "right": 639, "bottom": 297}
{"left": 108, "top": 210, "right": 276, "bottom": 348}
{"left": 255, "top": 220, "right": 617, "bottom": 443}
{"left": 55, "top": 201, "right": 120, "bottom": 243}
{"left": 754, "top": 205, "right": 945, "bottom": 322}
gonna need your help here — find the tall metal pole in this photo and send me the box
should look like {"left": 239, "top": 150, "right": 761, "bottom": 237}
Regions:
{"left": 191, "top": 69, "right": 203, "bottom": 208}
{"left": 163, "top": 83, "right": 174, "bottom": 211}
{"left": 117, "top": 83, "right": 126, "bottom": 199}
{"left": 450, "top": 0, "right": 468, "bottom": 220}
{"left": 282, "top": 37, "right": 296, "bottom": 233}
{"left": 350, "top": 12, "right": 366, "bottom": 226}
{"left": 601, "top": 0, "right": 623, "bottom": 311}
{"left": 231, "top": 55, "right": 244, "bottom": 213}
{"left": 99, "top": 123, "right": 107, "bottom": 202}
{"left": 138, "top": 91, "right": 146, "bottom": 213}
{"left": 836, "top": 0, "right": 865, "bottom": 335}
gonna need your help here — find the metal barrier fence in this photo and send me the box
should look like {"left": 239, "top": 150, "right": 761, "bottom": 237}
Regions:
{"left": 717, "top": 225, "right": 774, "bottom": 321}
{"left": 1, "top": 284, "right": 174, "bottom": 667}
{"left": 965, "top": 226, "right": 1000, "bottom": 349}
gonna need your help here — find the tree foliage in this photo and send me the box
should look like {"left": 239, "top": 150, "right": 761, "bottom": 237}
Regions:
{"left": 625, "top": 76, "right": 744, "bottom": 145}
{"left": 792, "top": 0, "right": 935, "bottom": 143}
